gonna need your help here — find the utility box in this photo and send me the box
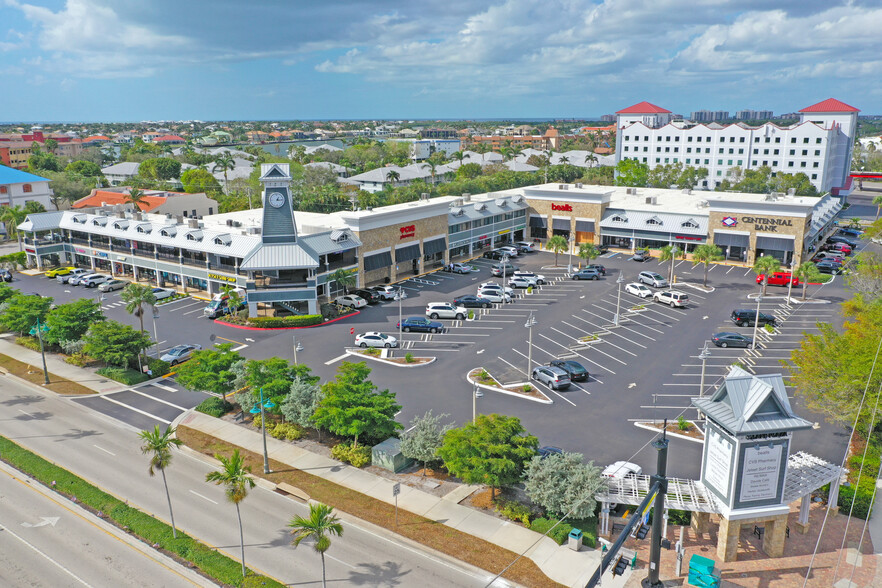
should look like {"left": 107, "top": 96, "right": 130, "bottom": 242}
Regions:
{"left": 568, "top": 528, "right": 583, "bottom": 551}
{"left": 687, "top": 554, "right": 721, "bottom": 588}
{"left": 371, "top": 437, "right": 412, "bottom": 473}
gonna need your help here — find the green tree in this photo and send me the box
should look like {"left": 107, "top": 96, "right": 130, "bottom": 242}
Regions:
{"left": 121, "top": 283, "right": 156, "bottom": 336}
{"left": 65, "top": 160, "right": 104, "bottom": 177}
{"left": 313, "top": 361, "right": 402, "bottom": 447}
{"left": 43, "top": 138, "right": 58, "bottom": 153}
{"left": 139, "top": 425, "right": 183, "bottom": 538}
{"left": 691, "top": 244, "right": 723, "bottom": 287}
{"left": 794, "top": 261, "right": 824, "bottom": 301}
{"left": 384, "top": 169, "right": 400, "bottom": 187}
{"left": 546, "top": 234, "right": 569, "bottom": 267}
{"left": 400, "top": 411, "right": 452, "bottom": 476}
{"left": 281, "top": 376, "right": 325, "bottom": 432}
{"left": 235, "top": 357, "right": 316, "bottom": 405}
{"left": 288, "top": 503, "right": 344, "bottom": 588}
{"left": 577, "top": 243, "right": 601, "bottom": 266}
{"left": 24, "top": 201, "right": 45, "bottom": 213}
{"left": 614, "top": 159, "right": 649, "bottom": 187}
{"left": 44, "top": 298, "right": 104, "bottom": 345}
{"left": 329, "top": 268, "right": 355, "bottom": 296}
{"left": 524, "top": 451, "right": 603, "bottom": 519}
{"left": 845, "top": 251, "right": 882, "bottom": 299}
{"left": 457, "top": 162, "right": 483, "bottom": 180}
{"left": 181, "top": 168, "right": 223, "bottom": 194}
{"left": 38, "top": 170, "right": 94, "bottom": 209}
{"left": 753, "top": 255, "right": 781, "bottom": 296}
{"left": 0, "top": 283, "right": 18, "bottom": 305}
{"left": 0, "top": 205, "right": 28, "bottom": 239}
{"left": 205, "top": 449, "right": 256, "bottom": 578}
{"left": 220, "top": 284, "right": 244, "bottom": 318}
{"left": 82, "top": 320, "right": 152, "bottom": 367}
{"left": 140, "top": 157, "right": 182, "bottom": 181}
{"left": 438, "top": 413, "right": 538, "bottom": 499}
{"left": 288, "top": 145, "right": 307, "bottom": 164}
{"left": 212, "top": 151, "right": 236, "bottom": 189}
{"left": 175, "top": 343, "right": 243, "bottom": 396}
{"left": 659, "top": 244, "right": 685, "bottom": 284}
{"left": 27, "top": 151, "right": 61, "bottom": 172}
{"left": 0, "top": 292, "right": 53, "bottom": 335}
{"left": 124, "top": 187, "right": 147, "bottom": 210}
{"left": 450, "top": 150, "right": 466, "bottom": 166}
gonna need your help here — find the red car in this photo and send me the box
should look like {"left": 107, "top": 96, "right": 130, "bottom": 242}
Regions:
{"left": 756, "top": 272, "right": 799, "bottom": 287}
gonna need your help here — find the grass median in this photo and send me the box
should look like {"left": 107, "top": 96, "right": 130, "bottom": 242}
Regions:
{"left": 0, "top": 353, "right": 95, "bottom": 395}
{"left": 177, "top": 426, "right": 567, "bottom": 588}
{"left": 0, "top": 434, "right": 284, "bottom": 588}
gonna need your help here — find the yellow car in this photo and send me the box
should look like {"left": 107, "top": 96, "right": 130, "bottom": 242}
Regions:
{"left": 45, "top": 266, "right": 76, "bottom": 278}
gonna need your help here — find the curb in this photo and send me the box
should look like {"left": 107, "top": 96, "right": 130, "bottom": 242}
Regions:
{"left": 466, "top": 369, "right": 553, "bottom": 404}
{"left": 634, "top": 421, "right": 705, "bottom": 444}
{"left": 215, "top": 311, "right": 360, "bottom": 331}
{"left": 344, "top": 349, "right": 437, "bottom": 368}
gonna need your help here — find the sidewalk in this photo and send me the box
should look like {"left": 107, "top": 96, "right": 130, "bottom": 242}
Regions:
{"left": 0, "top": 335, "right": 129, "bottom": 394}
{"left": 179, "top": 411, "right": 602, "bottom": 588}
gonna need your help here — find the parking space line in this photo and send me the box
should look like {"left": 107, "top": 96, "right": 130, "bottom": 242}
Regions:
{"left": 325, "top": 353, "right": 350, "bottom": 365}
{"left": 148, "top": 382, "right": 177, "bottom": 393}
{"left": 497, "top": 355, "right": 527, "bottom": 377}
{"left": 100, "top": 396, "right": 171, "bottom": 424}
{"left": 167, "top": 301, "right": 203, "bottom": 313}
{"left": 130, "top": 389, "right": 188, "bottom": 411}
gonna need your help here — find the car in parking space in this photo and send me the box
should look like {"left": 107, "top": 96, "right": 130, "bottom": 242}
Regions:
{"left": 572, "top": 268, "right": 601, "bottom": 280}
{"left": 625, "top": 282, "right": 652, "bottom": 298}
{"left": 653, "top": 290, "right": 688, "bottom": 307}
{"left": 476, "top": 288, "right": 512, "bottom": 304}
{"left": 160, "top": 343, "right": 203, "bottom": 366}
{"left": 582, "top": 264, "right": 606, "bottom": 275}
{"left": 508, "top": 276, "right": 532, "bottom": 289}
{"left": 515, "top": 241, "right": 536, "bottom": 253}
{"left": 335, "top": 294, "right": 367, "bottom": 308}
{"left": 531, "top": 365, "right": 571, "bottom": 390}
{"left": 837, "top": 227, "right": 863, "bottom": 238}
{"left": 58, "top": 268, "right": 89, "bottom": 284}
{"left": 491, "top": 263, "right": 518, "bottom": 277}
{"left": 45, "top": 266, "right": 76, "bottom": 278}
{"left": 425, "top": 302, "right": 467, "bottom": 320}
{"left": 712, "top": 332, "right": 754, "bottom": 348}
{"left": 812, "top": 252, "right": 844, "bottom": 264}
{"left": 731, "top": 309, "right": 776, "bottom": 327}
{"left": 638, "top": 271, "right": 668, "bottom": 288}
{"left": 498, "top": 245, "right": 519, "bottom": 257}
{"left": 449, "top": 263, "right": 473, "bottom": 274}
{"left": 537, "top": 446, "right": 563, "bottom": 459}
{"left": 478, "top": 281, "right": 514, "bottom": 295}
{"left": 151, "top": 287, "right": 176, "bottom": 300}
{"left": 820, "top": 242, "right": 852, "bottom": 255}
{"left": 453, "top": 294, "right": 493, "bottom": 308}
{"left": 815, "top": 260, "right": 843, "bottom": 275}
{"left": 397, "top": 317, "right": 443, "bottom": 333}
{"left": 512, "top": 271, "right": 547, "bottom": 284}
{"left": 369, "top": 285, "right": 398, "bottom": 300}
{"left": 756, "top": 272, "right": 798, "bottom": 287}
{"left": 0, "top": 268, "right": 12, "bottom": 282}
{"left": 482, "top": 249, "right": 506, "bottom": 260}
{"left": 549, "top": 359, "right": 589, "bottom": 382}
{"left": 69, "top": 272, "right": 100, "bottom": 286}
{"left": 98, "top": 279, "right": 128, "bottom": 293}
{"left": 631, "top": 249, "right": 651, "bottom": 262}
{"left": 354, "top": 332, "right": 399, "bottom": 348}
{"left": 827, "top": 235, "right": 858, "bottom": 248}
{"left": 82, "top": 274, "right": 111, "bottom": 288}
{"left": 353, "top": 289, "right": 380, "bottom": 304}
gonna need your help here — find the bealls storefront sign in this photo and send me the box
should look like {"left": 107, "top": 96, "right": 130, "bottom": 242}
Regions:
{"left": 551, "top": 203, "right": 573, "bottom": 212}
{"left": 742, "top": 217, "right": 793, "bottom": 233}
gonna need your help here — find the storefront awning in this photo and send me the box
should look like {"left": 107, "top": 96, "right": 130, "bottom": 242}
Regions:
{"left": 395, "top": 243, "right": 421, "bottom": 262}
{"left": 756, "top": 235, "right": 795, "bottom": 252}
{"left": 423, "top": 237, "right": 446, "bottom": 255}
{"left": 364, "top": 251, "right": 392, "bottom": 271}
{"left": 529, "top": 215, "right": 547, "bottom": 228}
{"left": 713, "top": 232, "right": 750, "bottom": 248}
{"left": 575, "top": 220, "right": 595, "bottom": 232}
{"left": 552, "top": 218, "right": 570, "bottom": 231}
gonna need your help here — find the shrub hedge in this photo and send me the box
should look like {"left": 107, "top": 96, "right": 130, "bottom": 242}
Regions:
{"left": 0, "top": 251, "right": 26, "bottom": 266}
{"left": 245, "top": 315, "right": 323, "bottom": 328}
{"left": 96, "top": 366, "right": 150, "bottom": 386}
{"left": 15, "top": 336, "right": 42, "bottom": 351}
{"left": 529, "top": 517, "right": 573, "bottom": 545}
{"left": 147, "top": 359, "right": 171, "bottom": 377}
{"left": 0, "top": 435, "right": 283, "bottom": 587}
{"left": 195, "top": 397, "right": 233, "bottom": 418}
{"left": 331, "top": 442, "right": 371, "bottom": 468}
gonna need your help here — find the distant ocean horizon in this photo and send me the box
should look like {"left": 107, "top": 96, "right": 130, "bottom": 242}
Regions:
{"left": 0, "top": 117, "right": 602, "bottom": 125}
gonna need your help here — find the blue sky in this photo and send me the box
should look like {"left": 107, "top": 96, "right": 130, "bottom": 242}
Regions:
{"left": 1, "top": 0, "right": 880, "bottom": 122}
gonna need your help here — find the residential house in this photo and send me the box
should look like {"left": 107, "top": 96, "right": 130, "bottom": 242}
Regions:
{"left": 73, "top": 188, "right": 218, "bottom": 218}
{"left": 102, "top": 162, "right": 141, "bottom": 186}
{"left": 0, "top": 165, "right": 53, "bottom": 209}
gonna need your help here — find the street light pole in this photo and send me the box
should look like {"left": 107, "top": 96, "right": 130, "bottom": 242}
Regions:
{"left": 786, "top": 261, "right": 795, "bottom": 306}
{"left": 751, "top": 294, "right": 763, "bottom": 351}
{"left": 34, "top": 317, "right": 50, "bottom": 385}
{"left": 151, "top": 305, "right": 160, "bottom": 359}
{"left": 395, "top": 288, "right": 407, "bottom": 342}
{"left": 292, "top": 335, "right": 303, "bottom": 364}
{"left": 525, "top": 312, "right": 537, "bottom": 378}
{"left": 568, "top": 233, "right": 575, "bottom": 273}
{"left": 669, "top": 245, "right": 679, "bottom": 286}
{"left": 614, "top": 274, "right": 624, "bottom": 326}
{"left": 258, "top": 387, "right": 269, "bottom": 474}
{"left": 699, "top": 344, "right": 711, "bottom": 399}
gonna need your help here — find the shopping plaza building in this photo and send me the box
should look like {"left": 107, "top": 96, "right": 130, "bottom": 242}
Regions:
{"left": 18, "top": 164, "right": 842, "bottom": 316}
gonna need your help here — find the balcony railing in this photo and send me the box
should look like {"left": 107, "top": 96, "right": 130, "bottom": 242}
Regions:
{"left": 156, "top": 252, "right": 180, "bottom": 262}
{"left": 212, "top": 262, "right": 238, "bottom": 273}
{"left": 69, "top": 237, "right": 90, "bottom": 246}
{"left": 181, "top": 257, "right": 207, "bottom": 268}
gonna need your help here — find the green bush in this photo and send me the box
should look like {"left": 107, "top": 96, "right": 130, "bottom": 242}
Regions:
{"left": 251, "top": 415, "right": 263, "bottom": 429}
{"left": 331, "top": 442, "right": 350, "bottom": 462}
{"left": 15, "top": 336, "right": 42, "bottom": 351}
{"left": 269, "top": 422, "right": 304, "bottom": 441}
{"left": 530, "top": 517, "right": 573, "bottom": 545}
{"left": 147, "top": 358, "right": 171, "bottom": 377}
{"left": 565, "top": 515, "right": 598, "bottom": 548}
{"left": 319, "top": 302, "right": 341, "bottom": 320}
{"left": 0, "top": 252, "right": 26, "bottom": 266}
{"left": 405, "top": 353, "right": 415, "bottom": 363}
{"left": 677, "top": 415, "right": 689, "bottom": 431}
{"left": 494, "top": 498, "right": 533, "bottom": 525}
{"left": 330, "top": 443, "right": 371, "bottom": 467}
{"left": 667, "top": 509, "right": 692, "bottom": 526}
{"left": 195, "top": 397, "right": 233, "bottom": 418}
{"left": 96, "top": 366, "right": 150, "bottom": 385}
{"left": 246, "top": 315, "right": 323, "bottom": 328}
{"left": 839, "top": 477, "right": 876, "bottom": 520}
{"left": 64, "top": 352, "right": 90, "bottom": 367}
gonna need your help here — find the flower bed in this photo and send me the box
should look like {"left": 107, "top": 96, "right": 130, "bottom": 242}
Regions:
{"left": 216, "top": 311, "right": 358, "bottom": 330}
{"left": 348, "top": 349, "right": 435, "bottom": 367}
{"left": 155, "top": 293, "right": 189, "bottom": 305}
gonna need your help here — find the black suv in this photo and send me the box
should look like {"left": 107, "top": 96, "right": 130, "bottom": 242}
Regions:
{"left": 482, "top": 249, "right": 506, "bottom": 260}
{"left": 731, "top": 309, "right": 777, "bottom": 327}
{"left": 353, "top": 289, "right": 380, "bottom": 304}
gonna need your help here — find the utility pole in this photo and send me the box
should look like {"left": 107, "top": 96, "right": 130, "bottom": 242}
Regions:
{"left": 646, "top": 430, "right": 669, "bottom": 588}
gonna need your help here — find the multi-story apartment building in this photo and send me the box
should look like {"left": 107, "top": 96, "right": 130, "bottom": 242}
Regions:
{"left": 735, "top": 110, "right": 774, "bottom": 121}
{"left": 690, "top": 110, "right": 730, "bottom": 122}
{"left": 615, "top": 99, "right": 858, "bottom": 194}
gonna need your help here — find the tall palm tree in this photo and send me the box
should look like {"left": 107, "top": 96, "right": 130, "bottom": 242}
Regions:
{"left": 329, "top": 268, "right": 355, "bottom": 296}
{"left": 873, "top": 194, "right": 882, "bottom": 221}
{"left": 125, "top": 187, "right": 147, "bottom": 211}
{"left": 584, "top": 152, "right": 598, "bottom": 168}
{"left": 794, "top": 261, "right": 823, "bottom": 301}
{"left": 421, "top": 160, "right": 438, "bottom": 184}
{"left": 122, "top": 283, "right": 157, "bottom": 336}
{"left": 205, "top": 449, "right": 255, "bottom": 577}
{"left": 0, "top": 205, "right": 27, "bottom": 239}
{"left": 212, "top": 151, "right": 236, "bottom": 191}
{"left": 691, "top": 244, "right": 724, "bottom": 287}
{"left": 451, "top": 151, "right": 465, "bottom": 166}
{"left": 385, "top": 169, "right": 400, "bottom": 189}
{"left": 288, "top": 503, "right": 344, "bottom": 588}
{"left": 288, "top": 145, "right": 307, "bottom": 164}
{"left": 659, "top": 245, "right": 683, "bottom": 284}
{"left": 578, "top": 243, "right": 600, "bottom": 266}
{"left": 139, "top": 425, "right": 183, "bottom": 538}
{"left": 753, "top": 255, "right": 781, "bottom": 296}
{"left": 547, "top": 234, "right": 568, "bottom": 266}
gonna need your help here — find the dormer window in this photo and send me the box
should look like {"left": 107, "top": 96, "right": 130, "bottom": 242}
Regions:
{"left": 91, "top": 217, "right": 107, "bottom": 226}
{"left": 214, "top": 233, "right": 232, "bottom": 246}
{"left": 451, "top": 207, "right": 464, "bottom": 217}
{"left": 611, "top": 215, "right": 628, "bottom": 223}
{"left": 646, "top": 216, "right": 662, "bottom": 226}
{"left": 186, "top": 230, "right": 203, "bottom": 242}
{"left": 113, "top": 220, "right": 129, "bottom": 230}
{"left": 160, "top": 227, "right": 177, "bottom": 237}
{"left": 136, "top": 224, "right": 151, "bottom": 234}
{"left": 329, "top": 229, "right": 349, "bottom": 243}
{"left": 681, "top": 218, "right": 700, "bottom": 229}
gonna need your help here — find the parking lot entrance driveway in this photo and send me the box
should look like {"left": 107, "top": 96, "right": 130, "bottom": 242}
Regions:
{"left": 73, "top": 379, "right": 209, "bottom": 431}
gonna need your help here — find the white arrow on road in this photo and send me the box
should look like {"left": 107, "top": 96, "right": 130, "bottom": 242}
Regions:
{"left": 245, "top": 338, "right": 254, "bottom": 342}
{"left": 21, "top": 517, "right": 59, "bottom": 528}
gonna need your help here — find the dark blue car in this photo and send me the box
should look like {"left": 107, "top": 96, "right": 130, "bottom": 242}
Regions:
{"left": 396, "top": 317, "right": 443, "bottom": 333}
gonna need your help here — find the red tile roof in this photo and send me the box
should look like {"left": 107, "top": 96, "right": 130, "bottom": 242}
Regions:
{"left": 616, "top": 101, "right": 672, "bottom": 115}
{"left": 72, "top": 190, "right": 167, "bottom": 212}
{"left": 82, "top": 135, "right": 110, "bottom": 142}
{"left": 799, "top": 98, "right": 859, "bottom": 113}
{"left": 154, "top": 135, "right": 185, "bottom": 142}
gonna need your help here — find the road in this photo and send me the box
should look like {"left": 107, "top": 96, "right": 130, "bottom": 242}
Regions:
{"left": 0, "top": 461, "right": 211, "bottom": 588}
{"left": 0, "top": 376, "right": 496, "bottom": 588}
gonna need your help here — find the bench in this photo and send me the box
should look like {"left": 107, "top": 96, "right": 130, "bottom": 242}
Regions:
{"left": 276, "top": 482, "right": 310, "bottom": 503}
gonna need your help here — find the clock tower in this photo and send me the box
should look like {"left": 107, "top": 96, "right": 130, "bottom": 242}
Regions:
{"left": 258, "top": 163, "right": 297, "bottom": 244}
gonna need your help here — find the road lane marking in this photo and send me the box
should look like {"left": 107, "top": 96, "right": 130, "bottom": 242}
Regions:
{"left": 231, "top": 344, "right": 248, "bottom": 352}
{"left": 18, "top": 409, "right": 34, "bottom": 418}
{"left": 0, "top": 522, "right": 92, "bottom": 586}
{"left": 183, "top": 308, "right": 204, "bottom": 316}
{"left": 92, "top": 444, "right": 116, "bottom": 456}
{"left": 188, "top": 490, "right": 218, "bottom": 505}
{"left": 100, "top": 396, "right": 171, "bottom": 424}
{"left": 150, "top": 382, "right": 177, "bottom": 393}
{"left": 130, "top": 390, "right": 188, "bottom": 411}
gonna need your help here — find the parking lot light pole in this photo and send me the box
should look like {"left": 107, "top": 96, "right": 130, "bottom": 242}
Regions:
{"left": 568, "top": 233, "right": 575, "bottom": 273}
{"left": 525, "top": 312, "right": 537, "bottom": 378}
{"left": 752, "top": 294, "right": 763, "bottom": 351}
{"left": 786, "top": 261, "right": 795, "bottom": 306}
{"left": 502, "top": 254, "right": 509, "bottom": 286}
{"left": 472, "top": 381, "right": 483, "bottom": 421}
{"left": 699, "top": 344, "right": 711, "bottom": 400}
{"left": 292, "top": 334, "right": 303, "bottom": 364}
{"left": 614, "top": 273, "right": 625, "bottom": 326}
{"left": 151, "top": 305, "right": 160, "bottom": 359}
{"left": 248, "top": 387, "right": 273, "bottom": 474}
{"left": 669, "top": 245, "right": 679, "bottom": 286}
{"left": 395, "top": 288, "right": 407, "bottom": 342}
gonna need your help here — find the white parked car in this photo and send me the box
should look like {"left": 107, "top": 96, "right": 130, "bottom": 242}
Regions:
{"left": 477, "top": 288, "right": 512, "bottom": 304}
{"left": 450, "top": 263, "right": 473, "bottom": 274}
{"left": 624, "top": 282, "right": 652, "bottom": 298}
{"left": 335, "top": 294, "right": 368, "bottom": 309}
{"left": 425, "top": 302, "right": 467, "bottom": 320}
{"left": 151, "top": 287, "right": 176, "bottom": 300}
{"left": 508, "top": 277, "right": 532, "bottom": 289}
{"left": 653, "top": 290, "right": 689, "bottom": 308}
{"left": 69, "top": 272, "right": 100, "bottom": 286}
{"left": 369, "top": 285, "right": 398, "bottom": 300}
{"left": 98, "top": 279, "right": 128, "bottom": 293}
{"left": 354, "top": 332, "right": 398, "bottom": 348}
{"left": 498, "top": 245, "right": 519, "bottom": 257}
{"left": 512, "top": 271, "right": 546, "bottom": 285}
{"left": 478, "top": 282, "right": 514, "bottom": 296}
{"left": 58, "top": 268, "right": 90, "bottom": 284}
{"left": 515, "top": 241, "right": 536, "bottom": 253}
{"left": 82, "top": 274, "right": 111, "bottom": 288}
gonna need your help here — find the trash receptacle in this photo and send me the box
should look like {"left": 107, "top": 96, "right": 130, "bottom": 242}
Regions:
{"left": 568, "top": 528, "right": 583, "bottom": 551}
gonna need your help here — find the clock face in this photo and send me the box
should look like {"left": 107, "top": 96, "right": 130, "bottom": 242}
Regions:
{"left": 268, "top": 192, "right": 285, "bottom": 208}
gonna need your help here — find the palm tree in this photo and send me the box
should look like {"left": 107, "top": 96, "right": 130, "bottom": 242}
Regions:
{"left": 691, "top": 244, "right": 724, "bottom": 287}
{"left": 753, "top": 255, "right": 781, "bottom": 296}
{"left": 288, "top": 145, "right": 307, "bottom": 164}
{"left": 794, "top": 261, "right": 823, "bottom": 301}
{"left": 139, "top": 425, "right": 183, "bottom": 538}
{"left": 421, "top": 160, "right": 438, "bottom": 184}
{"left": 212, "top": 151, "right": 236, "bottom": 191}
{"left": 547, "top": 234, "right": 568, "bottom": 266}
{"left": 288, "top": 503, "right": 344, "bottom": 588}
{"left": 205, "top": 449, "right": 255, "bottom": 577}
{"left": 659, "top": 245, "right": 683, "bottom": 284}
{"left": 220, "top": 284, "right": 244, "bottom": 318}
{"left": 849, "top": 217, "right": 862, "bottom": 229}
{"left": 0, "top": 205, "right": 27, "bottom": 239}
{"left": 122, "top": 283, "right": 157, "bottom": 336}
{"left": 873, "top": 195, "right": 882, "bottom": 220}
{"left": 125, "top": 187, "right": 147, "bottom": 211}
{"left": 329, "top": 268, "right": 355, "bottom": 296}
{"left": 584, "top": 152, "right": 598, "bottom": 168}
{"left": 384, "top": 169, "right": 400, "bottom": 189}
{"left": 451, "top": 151, "right": 465, "bottom": 166}
{"left": 578, "top": 243, "right": 600, "bottom": 266}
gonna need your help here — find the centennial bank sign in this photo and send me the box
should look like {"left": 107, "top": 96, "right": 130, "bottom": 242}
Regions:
{"left": 723, "top": 216, "right": 793, "bottom": 233}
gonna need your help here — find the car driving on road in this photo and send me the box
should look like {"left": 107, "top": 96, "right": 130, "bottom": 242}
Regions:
{"left": 631, "top": 250, "right": 651, "bottom": 262}
{"left": 160, "top": 343, "right": 203, "bottom": 366}
{"left": 491, "top": 263, "right": 518, "bottom": 277}
{"left": 572, "top": 268, "right": 601, "bottom": 280}
{"left": 98, "top": 279, "right": 128, "bottom": 293}
{"left": 45, "top": 266, "right": 76, "bottom": 278}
